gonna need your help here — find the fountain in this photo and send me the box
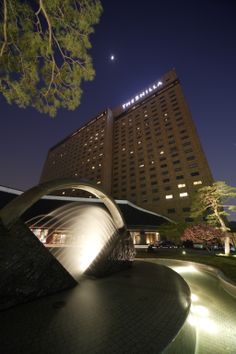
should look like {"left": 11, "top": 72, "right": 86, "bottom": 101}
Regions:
{"left": 0, "top": 179, "right": 193, "bottom": 353}
{"left": 27, "top": 203, "right": 132, "bottom": 279}
{"left": 0, "top": 178, "right": 135, "bottom": 310}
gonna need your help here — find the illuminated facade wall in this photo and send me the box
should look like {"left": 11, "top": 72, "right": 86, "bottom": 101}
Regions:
{"left": 40, "top": 109, "right": 113, "bottom": 195}
{"left": 111, "top": 70, "right": 213, "bottom": 221}
{"left": 40, "top": 69, "right": 213, "bottom": 222}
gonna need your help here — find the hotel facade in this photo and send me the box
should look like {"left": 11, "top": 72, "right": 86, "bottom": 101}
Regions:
{"left": 40, "top": 69, "right": 213, "bottom": 222}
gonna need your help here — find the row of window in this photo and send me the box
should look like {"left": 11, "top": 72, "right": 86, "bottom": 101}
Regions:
{"left": 113, "top": 181, "right": 202, "bottom": 195}
{"left": 113, "top": 166, "right": 201, "bottom": 182}
{"left": 167, "top": 207, "right": 190, "bottom": 213}
{"left": 166, "top": 192, "right": 188, "bottom": 199}
{"left": 115, "top": 116, "right": 185, "bottom": 141}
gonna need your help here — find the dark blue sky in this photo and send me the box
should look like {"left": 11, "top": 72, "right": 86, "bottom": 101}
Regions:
{"left": 0, "top": 0, "right": 236, "bottom": 192}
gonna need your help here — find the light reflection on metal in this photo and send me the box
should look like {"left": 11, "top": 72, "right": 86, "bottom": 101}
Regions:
{"left": 0, "top": 178, "right": 126, "bottom": 232}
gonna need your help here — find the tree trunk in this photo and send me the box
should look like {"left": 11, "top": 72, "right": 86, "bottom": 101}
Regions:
{"left": 214, "top": 208, "right": 230, "bottom": 255}
{"left": 224, "top": 235, "right": 230, "bottom": 256}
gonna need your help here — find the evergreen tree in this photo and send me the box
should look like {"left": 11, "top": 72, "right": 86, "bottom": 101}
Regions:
{"left": 191, "top": 181, "right": 236, "bottom": 255}
{"left": 0, "top": 0, "right": 102, "bottom": 117}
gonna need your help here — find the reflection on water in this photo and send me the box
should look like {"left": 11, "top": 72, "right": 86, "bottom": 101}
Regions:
{"left": 27, "top": 203, "right": 117, "bottom": 279}
{"left": 152, "top": 259, "right": 236, "bottom": 354}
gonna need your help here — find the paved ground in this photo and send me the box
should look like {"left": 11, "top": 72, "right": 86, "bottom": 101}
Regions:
{"left": 0, "top": 260, "right": 190, "bottom": 354}
{"left": 148, "top": 258, "right": 236, "bottom": 354}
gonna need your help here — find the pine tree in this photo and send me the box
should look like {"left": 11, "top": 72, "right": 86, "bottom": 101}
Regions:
{"left": 191, "top": 181, "right": 236, "bottom": 255}
{"left": 0, "top": 0, "right": 102, "bottom": 117}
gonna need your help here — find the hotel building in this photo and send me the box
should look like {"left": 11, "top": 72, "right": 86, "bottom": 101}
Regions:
{"left": 40, "top": 69, "right": 213, "bottom": 222}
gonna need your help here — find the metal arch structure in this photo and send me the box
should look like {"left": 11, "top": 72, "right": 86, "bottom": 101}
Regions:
{"left": 0, "top": 179, "right": 132, "bottom": 309}
{"left": 0, "top": 178, "right": 126, "bottom": 232}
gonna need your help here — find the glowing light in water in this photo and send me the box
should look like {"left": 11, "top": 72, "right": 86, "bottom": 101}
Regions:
{"left": 27, "top": 203, "right": 118, "bottom": 279}
{"left": 70, "top": 206, "right": 117, "bottom": 274}
{"left": 191, "top": 293, "right": 199, "bottom": 302}
{"left": 188, "top": 304, "right": 219, "bottom": 334}
{"left": 172, "top": 265, "right": 199, "bottom": 274}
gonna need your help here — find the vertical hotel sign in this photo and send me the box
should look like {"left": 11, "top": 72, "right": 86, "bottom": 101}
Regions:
{"left": 122, "top": 81, "right": 163, "bottom": 110}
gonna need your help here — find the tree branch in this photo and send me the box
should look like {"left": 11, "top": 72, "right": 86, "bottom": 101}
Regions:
{"left": 52, "top": 32, "right": 85, "bottom": 70}
{"left": 39, "top": 0, "right": 52, "bottom": 48}
{"left": 0, "top": 0, "right": 8, "bottom": 57}
{"left": 36, "top": 0, "right": 56, "bottom": 96}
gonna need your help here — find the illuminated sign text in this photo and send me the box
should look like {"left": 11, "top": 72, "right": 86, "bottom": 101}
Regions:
{"left": 122, "top": 81, "right": 163, "bottom": 110}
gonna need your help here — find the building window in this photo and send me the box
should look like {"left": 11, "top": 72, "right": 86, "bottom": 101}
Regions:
{"left": 184, "top": 148, "right": 193, "bottom": 154}
{"left": 178, "top": 183, "right": 186, "bottom": 188}
{"left": 171, "top": 153, "right": 179, "bottom": 158}
{"left": 189, "top": 163, "right": 198, "bottom": 168}
{"left": 165, "top": 194, "right": 173, "bottom": 199}
{"left": 163, "top": 178, "right": 170, "bottom": 183}
{"left": 164, "top": 186, "right": 171, "bottom": 191}
{"left": 191, "top": 171, "right": 200, "bottom": 177}
{"left": 167, "top": 208, "right": 175, "bottom": 214}
{"left": 187, "top": 156, "right": 195, "bottom": 161}
{"left": 175, "top": 111, "right": 182, "bottom": 116}
{"left": 183, "top": 142, "right": 191, "bottom": 147}
{"left": 183, "top": 207, "right": 190, "bottom": 212}
{"left": 176, "top": 116, "right": 183, "bottom": 121}
{"left": 176, "top": 175, "right": 184, "bottom": 180}
{"left": 169, "top": 140, "right": 175, "bottom": 145}
{"left": 180, "top": 192, "right": 188, "bottom": 198}
{"left": 193, "top": 180, "right": 202, "bottom": 185}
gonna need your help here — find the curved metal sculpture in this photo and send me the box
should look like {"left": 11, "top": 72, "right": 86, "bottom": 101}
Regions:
{"left": 0, "top": 178, "right": 133, "bottom": 275}
{"left": 0, "top": 179, "right": 134, "bottom": 309}
{"left": 0, "top": 178, "right": 126, "bottom": 231}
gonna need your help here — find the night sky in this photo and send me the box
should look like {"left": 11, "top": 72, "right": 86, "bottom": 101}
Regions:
{"left": 1, "top": 0, "right": 236, "bottom": 193}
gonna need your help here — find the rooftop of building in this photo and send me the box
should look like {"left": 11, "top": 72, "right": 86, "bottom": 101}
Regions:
{"left": 0, "top": 185, "right": 173, "bottom": 229}
{"left": 47, "top": 68, "right": 178, "bottom": 152}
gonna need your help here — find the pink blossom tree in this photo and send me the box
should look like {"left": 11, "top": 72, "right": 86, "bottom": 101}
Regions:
{"left": 181, "top": 224, "right": 225, "bottom": 253}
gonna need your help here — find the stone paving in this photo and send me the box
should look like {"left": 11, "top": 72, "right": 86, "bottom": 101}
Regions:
{"left": 0, "top": 260, "right": 191, "bottom": 354}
